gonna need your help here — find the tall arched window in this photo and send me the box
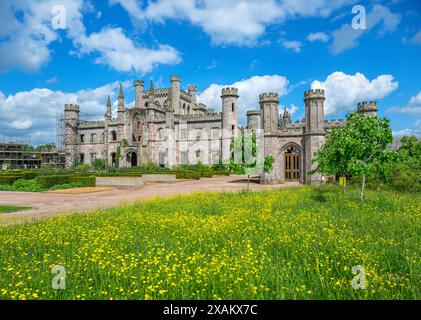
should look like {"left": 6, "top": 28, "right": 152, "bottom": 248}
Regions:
{"left": 111, "top": 130, "right": 117, "bottom": 141}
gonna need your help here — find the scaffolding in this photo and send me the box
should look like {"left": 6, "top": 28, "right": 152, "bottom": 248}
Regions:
{"left": 56, "top": 111, "right": 98, "bottom": 148}
{"left": 0, "top": 134, "right": 66, "bottom": 170}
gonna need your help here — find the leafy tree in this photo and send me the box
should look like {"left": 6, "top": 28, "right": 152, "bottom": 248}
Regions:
{"left": 311, "top": 112, "right": 394, "bottom": 200}
{"left": 228, "top": 133, "right": 274, "bottom": 191}
{"left": 388, "top": 135, "right": 421, "bottom": 192}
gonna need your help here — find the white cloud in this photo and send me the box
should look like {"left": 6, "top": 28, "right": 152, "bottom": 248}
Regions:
{"left": 198, "top": 75, "right": 289, "bottom": 122}
{"left": 111, "top": 0, "right": 357, "bottom": 46}
{"left": 387, "top": 91, "right": 421, "bottom": 115}
{"left": 306, "top": 32, "right": 330, "bottom": 42}
{"left": 282, "top": 40, "right": 302, "bottom": 52}
{"left": 311, "top": 71, "right": 399, "bottom": 115}
{"left": 0, "top": 81, "right": 130, "bottom": 145}
{"left": 73, "top": 27, "right": 181, "bottom": 73}
{"left": 330, "top": 4, "right": 401, "bottom": 54}
{"left": 403, "top": 28, "right": 421, "bottom": 46}
{"left": 0, "top": 0, "right": 180, "bottom": 73}
{"left": 281, "top": 104, "right": 298, "bottom": 115}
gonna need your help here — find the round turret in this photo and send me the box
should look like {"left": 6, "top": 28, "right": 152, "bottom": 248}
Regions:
{"left": 357, "top": 101, "right": 378, "bottom": 116}
{"left": 221, "top": 87, "right": 239, "bottom": 98}
{"left": 304, "top": 89, "right": 325, "bottom": 100}
{"left": 64, "top": 103, "right": 80, "bottom": 112}
{"left": 259, "top": 93, "right": 279, "bottom": 104}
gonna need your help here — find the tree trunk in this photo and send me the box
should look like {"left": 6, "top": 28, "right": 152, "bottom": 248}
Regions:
{"left": 247, "top": 174, "right": 250, "bottom": 192}
{"left": 342, "top": 175, "right": 346, "bottom": 192}
{"left": 360, "top": 175, "right": 366, "bottom": 201}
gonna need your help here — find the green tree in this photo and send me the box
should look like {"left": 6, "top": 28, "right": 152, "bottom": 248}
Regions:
{"left": 311, "top": 112, "right": 394, "bottom": 200}
{"left": 228, "top": 133, "right": 274, "bottom": 191}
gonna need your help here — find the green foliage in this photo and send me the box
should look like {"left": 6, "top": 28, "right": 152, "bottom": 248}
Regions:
{"left": 0, "top": 175, "right": 21, "bottom": 185}
{"left": 69, "top": 176, "right": 96, "bottom": 187}
{"left": 75, "top": 164, "right": 91, "bottom": 175}
{"left": 92, "top": 158, "right": 108, "bottom": 172}
{"left": 121, "top": 139, "right": 129, "bottom": 147}
{"left": 0, "top": 205, "right": 31, "bottom": 213}
{"left": 228, "top": 134, "right": 275, "bottom": 175}
{"left": 49, "top": 183, "right": 84, "bottom": 190}
{"left": 175, "top": 171, "right": 201, "bottom": 180}
{"left": 0, "top": 179, "right": 43, "bottom": 192}
{"left": 35, "top": 175, "right": 71, "bottom": 189}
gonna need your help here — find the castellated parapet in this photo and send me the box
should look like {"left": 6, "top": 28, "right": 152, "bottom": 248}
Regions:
{"left": 357, "top": 101, "right": 378, "bottom": 116}
{"left": 304, "top": 89, "right": 325, "bottom": 100}
{"left": 134, "top": 80, "right": 144, "bottom": 87}
{"left": 259, "top": 93, "right": 279, "bottom": 103}
{"left": 221, "top": 87, "right": 239, "bottom": 97}
{"left": 64, "top": 103, "right": 80, "bottom": 112}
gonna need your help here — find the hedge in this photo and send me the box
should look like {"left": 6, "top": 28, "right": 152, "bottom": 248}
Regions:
{"left": 69, "top": 176, "right": 96, "bottom": 187}
{"left": 175, "top": 171, "right": 201, "bottom": 180}
{"left": 35, "top": 175, "right": 71, "bottom": 188}
{"left": 0, "top": 175, "right": 21, "bottom": 185}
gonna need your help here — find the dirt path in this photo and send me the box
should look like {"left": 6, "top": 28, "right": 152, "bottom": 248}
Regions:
{"left": 0, "top": 175, "right": 300, "bottom": 223}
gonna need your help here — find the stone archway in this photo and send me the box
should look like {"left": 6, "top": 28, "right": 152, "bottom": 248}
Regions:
{"left": 281, "top": 143, "right": 304, "bottom": 183}
{"left": 126, "top": 150, "right": 138, "bottom": 167}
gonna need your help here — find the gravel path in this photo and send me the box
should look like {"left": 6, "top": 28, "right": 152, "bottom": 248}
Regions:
{"left": 0, "top": 175, "right": 300, "bottom": 223}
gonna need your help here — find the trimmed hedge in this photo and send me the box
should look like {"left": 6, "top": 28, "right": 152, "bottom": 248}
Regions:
{"left": 35, "top": 175, "right": 71, "bottom": 188}
{"left": 69, "top": 176, "right": 96, "bottom": 187}
{"left": 175, "top": 171, "right": 201, "bottom": 180}
{"left": 0, "top": 175, "right": 21, "bottom": 185}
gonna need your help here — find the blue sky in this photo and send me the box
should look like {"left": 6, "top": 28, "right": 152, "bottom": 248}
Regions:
{"left": 0, "top": 0, "right": 420, "bottom": 144}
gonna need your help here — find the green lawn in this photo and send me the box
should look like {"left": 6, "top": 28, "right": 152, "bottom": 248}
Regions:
{"left": 0, "top": 205, "right": 30, "bottom": 214}
{"left": 0, "top": 186, "right": 419, "bottom": 300}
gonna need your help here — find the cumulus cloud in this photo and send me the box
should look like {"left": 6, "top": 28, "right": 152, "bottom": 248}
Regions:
{"left": 330, "top": 4, "right": 401, "bottom": 54}
{"left": 311, "top": 71, "right": 399, "bottom": 115}
{"left": 387, "top": 91, "right": 421, "bottom": 115}
{"left": 282, "top": 40, "right": 302, "bottom": 52}
{"left": 0, "top": 81, "right": 131, "bottom": 145}
{"left": 0, "top": 0, "right": 180, "bottom": 73}
{"left": 111, "top": 0, "right": 357, "bottom": 46}
{"left": 198, "top": 75, "right": 289, "bottom": 122}
{"left": 306, "top": 32, "right": 330, "bottom": 42}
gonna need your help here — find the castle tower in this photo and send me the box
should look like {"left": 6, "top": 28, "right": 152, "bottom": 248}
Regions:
{"left": 64, "top": 103, "right": 80, "bottom": 167}
{"left": 188, "top": 85, "right": 197, "bottom": 106}
{"left": 304, "top": 89, "right": 326, "bottom": 184}
{"left": 221, "top": 87, "right": 239, "bottom": 164}
{"left": 171, "top": 75, "right": 181, "bottom": 114}
{"left": 259, "top": 93, "right": 279, "bottom": 133}
{"left": 357, "top": 101, "right": 378, "bottom": 117}
{"left": 134, "top": 80, "right": 144, "bottom": 108}
{"left": 246, "top": 110, "right": 261, "bottom": 131}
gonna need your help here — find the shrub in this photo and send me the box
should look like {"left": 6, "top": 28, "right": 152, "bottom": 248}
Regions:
{"left": 175, "top": 171, "right": 201, "bottom": 180}
{"left": 12, "top": 179, "right": 43, "bottom": 192}
{"left": 35, "top": 175, "right": 70, "bottom": 188}
{"left": 75, "top": 164, "right": 91, "bottom": 175}
{"left": 69, "top": 176, "right": 96, "bottom": 187}
{"left": 0, "top": 175, "right": 21, "bottom": 185}
{"left": 49, "top": 183, "right": 83, "bottom": 190}
{"left": 93, "top": 159, "right": 107, "bottom": 172}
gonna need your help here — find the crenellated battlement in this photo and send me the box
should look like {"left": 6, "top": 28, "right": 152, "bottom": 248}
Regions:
{"left": 247, "top": 110, "right": 261, "bottom": 115}
{"left": 221, "top": 87, "right": 239, "bottom": 97}
{"left": 188, "top": 85, "right": 197, "bottom": 92}
{"left": 259, "top": 92, "right": 279, "bottom": 103}
{"left": 64, "top": 103, "right": 80, "bottom": 112}
{"left": 304, "top": 89, "right": 325, "bottom": 99}
{"left": 134, "top": 80, "right": 144, "bottom": 87}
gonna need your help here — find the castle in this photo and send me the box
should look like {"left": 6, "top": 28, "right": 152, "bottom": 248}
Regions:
{"left": 63, "top": 75, "right": 378, "bottom": 184}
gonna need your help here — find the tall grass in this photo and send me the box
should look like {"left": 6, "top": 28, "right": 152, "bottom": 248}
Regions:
{"left": 0, "top": 186, "right": 419, "bottom": 300}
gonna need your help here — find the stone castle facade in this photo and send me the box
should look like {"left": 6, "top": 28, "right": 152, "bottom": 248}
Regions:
{"left": 63, "top": 75, "right": 378, "bottom": 184}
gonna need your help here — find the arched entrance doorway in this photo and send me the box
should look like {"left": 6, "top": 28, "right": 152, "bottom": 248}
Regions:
{"left": 126, "top": 151, "right": 138, "bottom": 167}
{"left": 284, "top": 145, "right": 301, "bottom": 181}
{"left": 110, "top": 152, "right": 117, "bottom": 167}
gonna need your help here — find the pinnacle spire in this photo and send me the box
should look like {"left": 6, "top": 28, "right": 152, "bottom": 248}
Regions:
{"left": 118, "top": 83, "right": 124, "bottom": 98}
{"left": 149, "top": 79, "right": 154, "bottom": 93}
{"left": 107, "top": 95, "right": 111, "bottom": 107}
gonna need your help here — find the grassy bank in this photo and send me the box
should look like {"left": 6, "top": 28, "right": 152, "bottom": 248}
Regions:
{"left": 0, "top": 205, "right": 30, "bottom": 214}
{"left": 0, "top": 186, "right": 419, "bottom": 300}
